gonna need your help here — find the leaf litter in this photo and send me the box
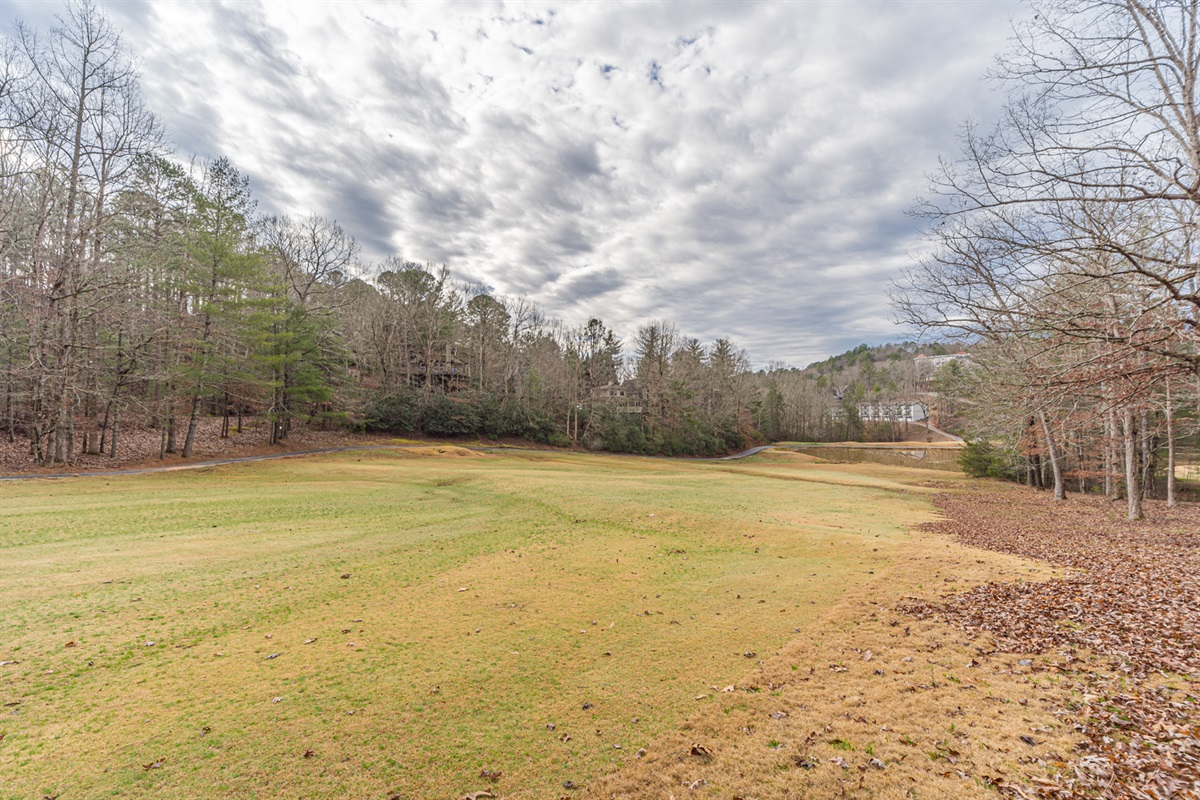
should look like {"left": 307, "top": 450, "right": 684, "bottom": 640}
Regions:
{"left": 899, "top": 486, "right": 1200, "bottom": 799}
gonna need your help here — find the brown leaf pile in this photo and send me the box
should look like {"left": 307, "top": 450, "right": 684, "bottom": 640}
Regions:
{"left": 900, "top": 486, "right": 1200, "bottom": 799}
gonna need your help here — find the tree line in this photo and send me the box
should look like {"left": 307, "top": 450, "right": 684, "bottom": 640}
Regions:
{"left": 894, "top": 0, "right": 1200, "bottom": 518}
{"left": 3, "top": 1, "right": 951, "bottom": 466}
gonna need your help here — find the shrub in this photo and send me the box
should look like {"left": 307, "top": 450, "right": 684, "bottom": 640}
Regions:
{"left": 959, "top": 439, "right": 1021, "bottom": 481}
{"left": 364, "top": 390, "right": 419, "bottom": 433}
{"left": 419, "top": 394, "right": 480, "bottom": 436}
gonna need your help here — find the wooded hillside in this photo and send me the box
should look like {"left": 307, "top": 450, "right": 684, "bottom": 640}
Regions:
{"left": 0, "top": 2, "right": 945, "bottom": 465}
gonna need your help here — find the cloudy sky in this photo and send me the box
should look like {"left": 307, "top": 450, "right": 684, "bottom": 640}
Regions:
{"left": 6, "top": 0, "right": 1024, "bottom": 367}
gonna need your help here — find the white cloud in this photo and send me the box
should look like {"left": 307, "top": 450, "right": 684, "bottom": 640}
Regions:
{"left": 5, "top": 0, "right": 1024, "bottom": 366}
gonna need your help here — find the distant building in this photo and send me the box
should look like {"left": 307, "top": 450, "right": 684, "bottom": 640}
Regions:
{"left": 914, "top": 352, "right": 972, "bottom": 381}
{"left": 862, "top": 401, "right": 928, "bottom": 423}
{"left": 591, "top": 381, "right": 644, "bottom": 414}
{"left": 407, "top": 344, "right": 471, "bottom": 392}
{"left": 829, "top": 401, "right": 929, "bottom": 424}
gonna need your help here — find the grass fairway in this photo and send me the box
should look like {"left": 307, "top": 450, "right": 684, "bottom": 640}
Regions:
{"left": 1, "top": 447, "right": 944, "bottom": 799}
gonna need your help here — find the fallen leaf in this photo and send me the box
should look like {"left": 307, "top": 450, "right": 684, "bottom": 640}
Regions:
{"left": 896, "top": 489, "right": 1200, "bottom": 799}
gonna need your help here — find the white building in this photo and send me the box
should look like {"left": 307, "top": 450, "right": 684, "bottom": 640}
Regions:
{"left": 856, "top": 401, "right": 929, "bottom": 423}
{"left": 914, "top": 352, "right": 972, "bottom": 380}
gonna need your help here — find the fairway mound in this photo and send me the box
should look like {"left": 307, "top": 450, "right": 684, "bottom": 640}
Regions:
{"left": 340, "top": 445, "right": 489, "bottom": 464}
{"left": 900, "top": 485, "right": 1200, "bottom": 798}
{"left": 402, "top": 445, "right": 487, "bottom": 458}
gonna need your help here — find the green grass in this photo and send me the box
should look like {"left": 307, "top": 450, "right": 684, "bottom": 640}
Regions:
{"left": 0, "top": 448, "right": 937, "bottom": 799}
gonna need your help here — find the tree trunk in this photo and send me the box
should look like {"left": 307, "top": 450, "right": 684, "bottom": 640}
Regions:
{"left": 1166, "top": 378, "right": 1177, "bottom": 508}
{"left": 1037, "top": 409, "right": 1065, "bottom": 501}
{"left": 1103, "top": 404, "right": 1118, "bottom": 499}
{"left": 1122, "top": 406, "right": 1143, "bottom": 521}
{"left": 1139, "top": 408, "right": 1153, "bottom": 499}
{"left": 182, "top": 394, "right": 201, "bottom": 458}
{"left": 109, "top": 410, "right": 118, "bottom": 459}
{"left": 98, "top": 403, "right": 110, "bottom": 454}
{"left": 1076, "top": 434, "right": 1086, "bottom": 493}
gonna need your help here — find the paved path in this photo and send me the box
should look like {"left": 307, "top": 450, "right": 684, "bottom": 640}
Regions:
{"left": 922, "top": 423, "right": 965, "bottom": 444}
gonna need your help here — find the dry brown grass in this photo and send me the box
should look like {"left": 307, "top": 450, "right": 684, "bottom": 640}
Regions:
{"left": 3, "top": 447, "right": 1109, "bottom": 800}
{"left": 583, "top": 489, "right": 1083, "bottom": 800}
{"left": 1, "top": 448, "right": 982, "bottom": 799}
{"left": 380, "top": 444, "right": 489, "bottom": 458}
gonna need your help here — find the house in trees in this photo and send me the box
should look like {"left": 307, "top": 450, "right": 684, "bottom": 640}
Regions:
{"left": 592, "top": 381, "right": 644, "bottom": 414}
{"left": 406, "top": 344, "right": 471, "bottom": 392}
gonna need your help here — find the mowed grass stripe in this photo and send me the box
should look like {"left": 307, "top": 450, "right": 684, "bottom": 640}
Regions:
{"left": 0, "top": 448, "right": 934, "bottom": 799}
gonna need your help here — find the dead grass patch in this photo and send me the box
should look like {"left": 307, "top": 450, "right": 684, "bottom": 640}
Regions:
{"left": 0, "top": 449, "right": 961, "bottom": 799}
{"left": 582, "top": 516, "right": 1078, "bottom": 800}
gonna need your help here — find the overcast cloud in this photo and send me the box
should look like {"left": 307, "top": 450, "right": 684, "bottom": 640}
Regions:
{"left": 5, "top": 0, "right": 1025, "bottom": 366}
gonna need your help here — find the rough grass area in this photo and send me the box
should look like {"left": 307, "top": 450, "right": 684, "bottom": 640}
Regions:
{"left": 0, "top": 449, "right": 920, "bottom": 797}
{"left": 0, "top": 449, "right": 1077, "bottom": 799}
